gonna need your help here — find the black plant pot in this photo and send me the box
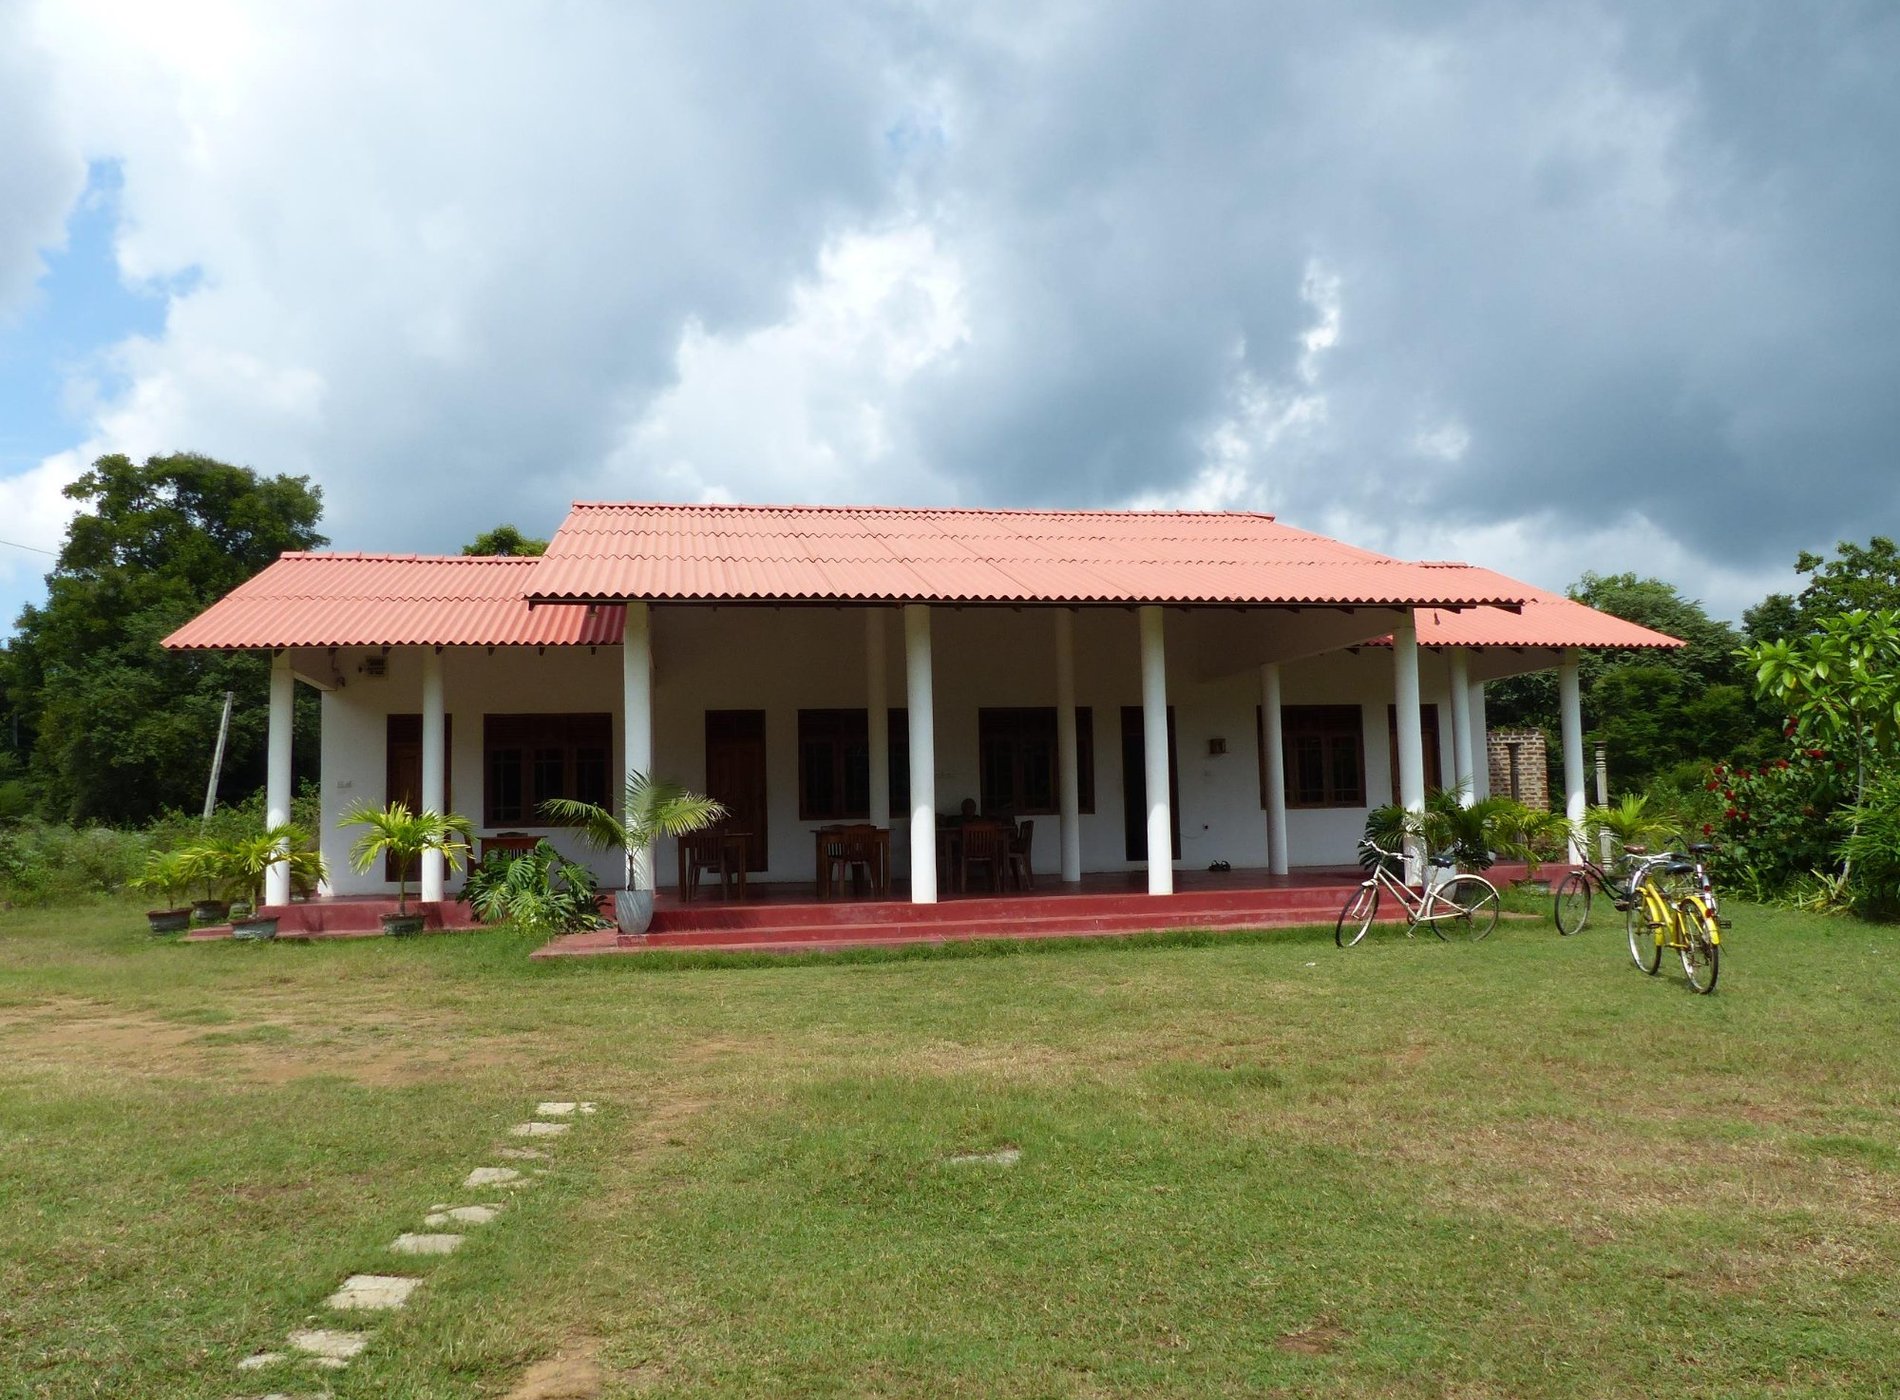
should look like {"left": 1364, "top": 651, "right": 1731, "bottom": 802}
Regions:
{"left": 382, "top": 913, "right": 426, "bottom": 937}
{"left": 147, "top": 909, "right": 191, "bottom": 935}
{"left": 190, "top": 899, "right": 231, "bottom": 925}
{"left": 232, "top": 914, "right": 280, "bottom": 941}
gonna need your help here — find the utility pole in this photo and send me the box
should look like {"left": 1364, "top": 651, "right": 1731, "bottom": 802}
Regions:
{"left": 202, "top": 690, "right": 235, "bottom": 825}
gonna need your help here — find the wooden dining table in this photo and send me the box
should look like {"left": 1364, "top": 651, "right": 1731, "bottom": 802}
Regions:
{"left": 676, "top": 829, "right": 751, "bottom": 902}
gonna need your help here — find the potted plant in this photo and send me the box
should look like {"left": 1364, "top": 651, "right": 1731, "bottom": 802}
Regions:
{"left": 541, "top": 770, "right": 724, "bottom": 935}
{"left": 341, "top": 800, "right": 473, "bottom": 936}
{"left": 175, "top": 840, "right": 233, "bottom": 925}
{"left": 130, "top": 850, "right": 193, "bottom": 934}
{"left": 223, "top": 825, "right": 328, "bottom": 941}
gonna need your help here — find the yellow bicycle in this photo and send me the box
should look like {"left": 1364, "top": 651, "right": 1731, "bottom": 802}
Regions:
{"left": 1624, "top": 845, "right": 1721, "bottom": 994}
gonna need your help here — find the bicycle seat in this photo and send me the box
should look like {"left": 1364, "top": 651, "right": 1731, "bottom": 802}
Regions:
{"left": 1687, "top": 842, "right": 1714, "bottom": 855}
{"left": 1624, "top": 844, "right": 1647, "bottom": 855}
{"left": 1428, "top": 854, "right": 1455, "bottom": 869}
{"left": 1665, "top": 861, "right": 1695, "bottom": 876}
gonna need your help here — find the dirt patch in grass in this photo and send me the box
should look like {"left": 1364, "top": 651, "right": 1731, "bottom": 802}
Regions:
{"left": 1276, "top": 1320, "right": 1348, "bottom": 1355}
{"left": 502, "top": 1337, "right": 613, "bottom": 1399}
{"left": 0, "top": 999, "right": 519, "bottom": 1087}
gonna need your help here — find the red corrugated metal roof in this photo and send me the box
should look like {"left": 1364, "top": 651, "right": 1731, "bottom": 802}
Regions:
{"left": 1392, "top": 585, "right": 1683, "bottom": 649}
{"left": 162, "top": 554, "right": 625, "bottom": 650}
{"left": 527, "top": 502, "right": 1534, "bottom": 608}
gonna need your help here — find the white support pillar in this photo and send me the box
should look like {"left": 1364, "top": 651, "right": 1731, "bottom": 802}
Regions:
{"left": 1393, "top": 614, "right": 1426, "bottom": 881}
{"left": 419, "top": 647, "right": 446, "bottom": 903}
{"left": 264, "top": 652, "right": 294, "bottom": 907}
{"left": 1139, "top": 605, "right": 1173, "bottom": 896}
{"left": 1469, "top": 678, "right": 1490, "bottom": 800}
{"left": 1559, "top": 648, "right": 1587, "bottom": 862}
{"left": 1260, "top": 661, "right": 1289, "bottom": 876}
{"left": 1054, "top": 610, "right": 1083, "bottom": 883}
{"left": 623, "top": 601, "right": 654, "bottom": 891}
{"left": 866, "top": 610, "right": 890, "bottom": 831}
{"left": 1448, "top": 648, "right": 1475, "bottom": 807}
{"left": 904, "top": 605, "right": 937, "bottom": 904}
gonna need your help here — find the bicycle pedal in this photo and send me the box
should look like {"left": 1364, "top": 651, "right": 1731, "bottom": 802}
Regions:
{"left": 1611, "top": 899, "right": 1631, "bottom": 911}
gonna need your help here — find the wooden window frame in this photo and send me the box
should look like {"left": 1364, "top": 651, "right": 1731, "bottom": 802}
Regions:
{"left": 976, "top": 707, "right": 1094, "bottom": 818}
{"left": 1271, "top": 704, "right": 1367, "bottom": 810}
{"left": 795, "top": 708, "right": 910, "bottom": 822}
{"left": 482, "top": 713, "right": 612, "bottom": 827}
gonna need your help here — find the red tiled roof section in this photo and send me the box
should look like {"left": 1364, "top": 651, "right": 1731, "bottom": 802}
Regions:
{"left": 1405, "top": 585, "right": 1683, "bottom": 649}
{"left": 527, "top": 502, "right": 1533, "bottom": 608}
{"left": 161, "top": 554, "right": 625, "bottom": 650}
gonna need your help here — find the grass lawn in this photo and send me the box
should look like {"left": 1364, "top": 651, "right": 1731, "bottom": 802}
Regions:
{"left": 2, "top": 900, "right": 1897, "bottom": 1398}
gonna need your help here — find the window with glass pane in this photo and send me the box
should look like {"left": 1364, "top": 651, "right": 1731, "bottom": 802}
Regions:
{"left": 483, "top": 714, "right": 613, "bottom": 825}
{"left": 976, "top": 708, "right": 1094, "bottom": 816}
{"left": 1264, "top": 705, "right": 1365, "bottom": 809}
{"left": 798, "top": 709, "right": 910, "bottom": 821}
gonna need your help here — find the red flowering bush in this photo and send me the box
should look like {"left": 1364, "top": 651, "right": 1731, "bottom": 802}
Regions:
{"left": 1711, "top": 748, "right": 1850, "bottom": 893}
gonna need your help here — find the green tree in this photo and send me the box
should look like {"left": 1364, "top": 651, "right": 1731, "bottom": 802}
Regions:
{"left": 462, "top": 524, "right": 547, "bottom": 557}
{"left": 1747, "top": 536, "right": 1900, "bottom": 641}
{"left": 1, "top": 452, "right": 325, "bottom": 823}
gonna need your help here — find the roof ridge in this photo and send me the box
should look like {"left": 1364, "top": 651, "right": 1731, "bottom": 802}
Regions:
{"left": 563, "top": 500, "right": 1279, "bottom": 522}
{"left": 279, "top": 551, "right": 535, "bottom": 564}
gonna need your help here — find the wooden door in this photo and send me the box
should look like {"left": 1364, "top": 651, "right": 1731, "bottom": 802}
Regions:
{"left": 704, "top": 710, "right": 768, "bottom": 871}
{"left": 1120, "top": 706, "right": 1181, "bottom": 863}
{"left": 1386, "top": 704, "right": 1442, "bottom": 804}
{"left": 385, "top": 714, "right": 452, "bottom": 881}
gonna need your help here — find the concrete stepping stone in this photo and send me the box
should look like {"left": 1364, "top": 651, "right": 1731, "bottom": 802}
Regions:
{"left": 287, "top": 1327, "right": 369, "bottom": 1366}
{"left": 326, "top": 1273, "right": 420, "bottom": 1311}
{"left": 510, "top": 1120, "right": 569, "bottom": 1137}
{"left": 391, "top": 1232, "right": 463, "bottom": 1255}
{"left": 425, "top": 1202, "right": 502, "bottom": 1227}
{"left": 463, "top": 1165, "right": 525, "bottom": 1188}
{"left": 947, "top": 1146, "right": 1022, "bottom": 1167}
{"left": 236, "top": 1350, "right": 286, "bottom": 1370}
{"left": 535, "top": 1100, "right": 597, "bottom": 1116}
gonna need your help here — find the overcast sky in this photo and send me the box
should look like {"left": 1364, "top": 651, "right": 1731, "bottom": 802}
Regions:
{"left": 2, "top": 0, "right": 1895, "bottom": 628}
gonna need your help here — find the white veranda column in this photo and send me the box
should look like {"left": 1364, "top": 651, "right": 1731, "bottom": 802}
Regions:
{"left": 1469, "top": 678, "right": 1490, "bottom": 800}
{"left": 264, "top": 651, "right": 294, "bottom": 906}
{"left": 1392, "top": 613, "right": 1427, "bottom": 880}
{"left": 1559, "top": 648, "right": 1587, "bottom": 862}
{"left": 419, "top": 647, "right": 446, "bottom": 903}
{"left": 904, "top": 605, "right": 937, "bottom": 904}
{"left": 1139, "top": 605, "right": 1173, "bottom": 896}
{"left": 1054, "top": 609, "right": 1082, "bottom": 883}
{"left": 623, "top": 602, "right": 654, "bottom": 891}
{"left": 1260, "top": 661, "right": 1289, "bottom": 876}
{"left": 866, "top": 610, "right": 890, "bottom": 830}
{"left": 1448, "top": 648, "right": 1475, "bottom": 807}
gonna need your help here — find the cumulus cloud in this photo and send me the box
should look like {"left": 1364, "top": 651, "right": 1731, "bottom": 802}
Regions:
{"left": 4, "top": 0, "right": 1897, "bottom": 619}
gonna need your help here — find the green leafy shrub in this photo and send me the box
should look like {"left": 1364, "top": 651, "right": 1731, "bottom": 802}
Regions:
{"left": 1839, "top": 767, "right": 1900, "bottom": 919}
{"left": 1710, "top": 749, "right": 1851, "bottom": 895}
{"left": 0, "top": 823, "right": 154, "bottom": 906}
{"left": 460, "top": 842, "right": 608, "bottom": 932}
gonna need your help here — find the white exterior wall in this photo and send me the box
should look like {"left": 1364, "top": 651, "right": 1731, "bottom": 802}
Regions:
{"left": 306, "top": 609, "right": 1468, "bottom": 894}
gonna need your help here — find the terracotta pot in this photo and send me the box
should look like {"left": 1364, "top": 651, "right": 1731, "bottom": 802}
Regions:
{"left": 147, "top": 909, "right": 191, "bottom": 935}
{"left": 613, "top": 887, "right": 653, "bottom": 936}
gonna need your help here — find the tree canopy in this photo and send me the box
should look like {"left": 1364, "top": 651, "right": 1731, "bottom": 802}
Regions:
{"left": 462, "top": 524, "right": 547, "bottom": 557}
{"left": 1746, "top": 536, "right": 1900, "bottom": 642}
{"left": 1, "top": 453, "right": 325, "bottom": 824}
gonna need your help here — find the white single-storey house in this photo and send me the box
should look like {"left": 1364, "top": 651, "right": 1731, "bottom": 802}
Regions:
{"left": 164, "top": 502, "right": 1679, "bottom": 908}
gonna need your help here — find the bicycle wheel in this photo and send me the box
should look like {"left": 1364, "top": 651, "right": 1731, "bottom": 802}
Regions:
{"left": 1625, "top": 883, "right": 1665, "bottom": 975}
{"left": 1433, "top": 875, "right": 1500, "bottom": 941}
{"left": 1553, "top": 870, "right": 1592, "bottom": 936}
{"left": 1335, "top": 881, "right": 1380, "bottom": 947}
{"left": 1676, "top": 898, "right": 1720, "bottom": 994}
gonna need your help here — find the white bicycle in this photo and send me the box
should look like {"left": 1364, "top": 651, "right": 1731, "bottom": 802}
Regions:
{"left": 1335, "top": 839, "right": 1501, "bottom": 947}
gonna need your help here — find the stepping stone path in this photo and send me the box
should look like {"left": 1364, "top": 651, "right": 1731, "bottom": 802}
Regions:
{"left": 391, "top": 1232, "right": 463, "bottom": 1255}
{"left": 232, "top": 1097, "right": 600, "bottom": 1382}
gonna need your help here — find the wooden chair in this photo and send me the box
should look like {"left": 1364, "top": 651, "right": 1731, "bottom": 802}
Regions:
{"left": 1005, "top": 819, "right": 1034, "bottom": 890}
{"left": 838, "top": 823, "right": 886, "bottom": 897}
{"left": 681, "top": 828, "right": 738, "bottom": 902}
{"left": 958, "top": 820, "right": 1010, "bottom": 894}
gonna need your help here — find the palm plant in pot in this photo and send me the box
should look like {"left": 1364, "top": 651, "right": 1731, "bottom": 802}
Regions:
{"left": 130, "top": 850, "right": 194, "bottom": 934}
{"left": 340, "top": 801, "right": 473, "bottom": 936}
{"left": 175, "top": 840, "right": 233, "bottom": 925}
{"left": 541, "top": 771, "right": 724, "bottom": 935}
{"left": 223, "top": 825, "right": 328, "bottom": 940}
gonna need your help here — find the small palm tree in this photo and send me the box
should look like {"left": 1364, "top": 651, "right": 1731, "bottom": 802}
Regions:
{"left": 340, "top": 801, "right": 473, "bottom": 914}
{"left": 541, "top": 771, "right": 725, "bottom": 890}
{"left": 224, "top": 824, "right": 329, "bottom": 909}
{"left": 1580, "top": 794, "right": 1671, "bottom": 858}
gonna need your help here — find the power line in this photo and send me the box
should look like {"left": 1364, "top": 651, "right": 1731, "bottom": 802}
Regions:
{"left": 0, "top": 537, "right": 56, "bottom": 556}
